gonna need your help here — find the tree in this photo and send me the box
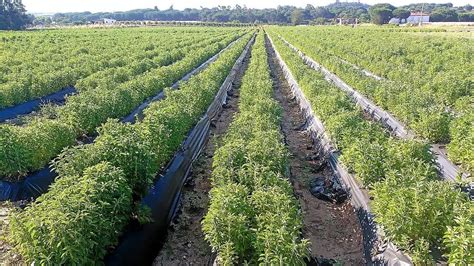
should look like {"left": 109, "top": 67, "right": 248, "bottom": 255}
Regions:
{"left": 312, "top": 17, "right": 326, "bottom": 25}
{"left": 430, "top": 8, "right": 458, "bottom": 22}
{"left": 312, "top": 7, "right": 335, "bottom": 19}
{"left": 458, "top": 12, "right": 474, "bottom": 22}
{"left": 291, "top": 9, "right": 304, "bottom": 25}
{"left": 302, "top": 4, "right": 314, "bottom": 20}
{"left": 327, "top": 2, "right": 369, "bottom": 22}
{"left": 0, "top": 0, "right": 32, "bottom": 30}
{"left": 464, "top": 4, "right": 472, "bottom": 11}
{"left": 33, "top": 15, "right": 53, "bottom": 26}
{"left": 393, "top": 8, "right": 410, "bottom": 23}
{"left": 369, "top": 3, "right": 395, "bottom": 25}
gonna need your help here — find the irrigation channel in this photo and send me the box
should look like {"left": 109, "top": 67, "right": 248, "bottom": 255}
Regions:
{"left": 0, "top": 34, "right": 246, "bottom": 202}
{"left": 276, "top": 35, "right": 470, "bottom": 184}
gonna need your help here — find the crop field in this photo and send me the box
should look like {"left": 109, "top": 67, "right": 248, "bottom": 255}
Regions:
{"left": 0, "top": 26, "right": 472, "bottom": 265}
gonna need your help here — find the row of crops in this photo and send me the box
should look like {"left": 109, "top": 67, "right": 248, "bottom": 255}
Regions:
{"left": 202, "top": 33, "right": 309, "bottom": 264}
{"left": 0, "top": 28, "right": 237, "bottom": 108}
{"left": 269, "top": 26, "right": 473, "bottom": 175}
{"left": 0, "top": 26, "right": 472, "bottom": 265}
{"left": 267, "top": 30, "right": 472, "bottom": 264}
{"left": 0, "top": 28, "right": 249, "bottom": 180}
{"left": 6, "top": 30, "right": 254, "bottom": 264}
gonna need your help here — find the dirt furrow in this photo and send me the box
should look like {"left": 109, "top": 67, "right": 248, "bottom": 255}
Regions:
{"left": 153, "top": 44, "right": 252, "bottom": 266}
{"left": 265, "top": 35, "right": 365, "bottom": 265}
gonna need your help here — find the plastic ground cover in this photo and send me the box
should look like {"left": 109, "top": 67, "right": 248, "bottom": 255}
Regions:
{"left": 105, "top": 34, "right": 255, "bottom": 266}
{"left": 0, "top": 86, "right": 76, "bottom": 123}
{"left": 267, "top": 33, "right": 413, "bottom": 265}
{"left": 0, "top": 35, "right": 247, "bottom": 202}
{"left": 277, "top": 35, "right": 469, "bottom": 183}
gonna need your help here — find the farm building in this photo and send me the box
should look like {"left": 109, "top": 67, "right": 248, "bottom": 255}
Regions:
{"left": 92, "top": 18, "right": 117, "bottom": 25}
{"left": 406, "top": 12, "right": 430, "bottom": 24}
{"left": 103, "top": 18, "right": 117, "bottom": 24}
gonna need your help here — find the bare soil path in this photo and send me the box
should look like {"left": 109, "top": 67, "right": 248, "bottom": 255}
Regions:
{"left": 265, "top": 35, "right": 365, "bottom": 265}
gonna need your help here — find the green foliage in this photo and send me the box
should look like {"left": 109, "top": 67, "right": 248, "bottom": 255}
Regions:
{"left": 368, "top": 3, "right": 395, "bottom": 24}
{"left": 448, "top": 104, "right": 474, "bottom": 174}
{"left": 269, "top": 26, "right": 473, "bottom": 176}
{"left": 203, "top": 184, "right": 254, "bottom": 264}
{"left": 267, "top": 30, "right": 471, "bottom": 262}
{"left": 392, "top": 8, "right": 411, "bottom": 21}
{"left": 7, "top": 31, "right": 255, "bottom": 264}
{"left": 203, "top": 33, "right": 309, "bottom": 264}
{"left": 443, "top": 202, "right": 474, "bottom": 265}
{"left": 252, "top": 187, "right": 309, "bottom": 265}
{"left": 0, "top": 0, "right": 32, "bottom": 30}
{"left": 411, "top": 110, "right": 451, "bottom": 143}
{"left": 8, "top": 162, "right": 133, "bottom": 264}
{"left": 372, "top": 173, "right": 464, "bottom": 256}
{"left": 291, "top": 9, "right": 304, "bottom": 25}
{"left": 0, "top": 28, "right": 247, "bottom": 179}
{"left": 431, "top": 8, "right": 459, "bottom": 22}
{"left": 135, "top": 205, "right": 154, "bottom": 225}
{"left": 458, "top": 12, "right": 474, "bottom": 22}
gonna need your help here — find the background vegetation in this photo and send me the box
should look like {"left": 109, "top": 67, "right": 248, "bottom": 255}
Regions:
{"left": 0, "top": 0, "right": 32, "bottom": 30}
{"left": 30, "top": 2, "right": 474, "bottom": 27}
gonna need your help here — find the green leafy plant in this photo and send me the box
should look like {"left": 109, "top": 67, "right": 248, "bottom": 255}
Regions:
{"left": 0, "top": 28, "right": 247, "bottom": 179}
{"left": 8, "top": 162, "right": 133, "bottom": 264}
{"left": 203, "top": 33, "right": 309, "bottom": 265}
{"left": 7, "top": 31, "right": 255, "bottom": 264}
{"left": 269, "top": 26, "right": 473, "bottom": 176}
{"left": 443, "top": 202, "right": 474, "bottom": 265}
{"left": 267, "top": 30, "right": 471, "bottom": 263}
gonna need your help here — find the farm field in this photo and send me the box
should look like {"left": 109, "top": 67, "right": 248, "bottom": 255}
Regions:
{"left": 0, "top": 26, "right": 472, "bottom": 266}
{"left": 269, "top": 26, "right": 474, "bottom": 176}
{"left": 0, "top": 27, "right": 248, "bottom": 180}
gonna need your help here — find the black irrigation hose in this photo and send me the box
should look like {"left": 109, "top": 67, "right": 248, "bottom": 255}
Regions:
{"left": 0, "top": 35, "right": 246, "bottom": 202}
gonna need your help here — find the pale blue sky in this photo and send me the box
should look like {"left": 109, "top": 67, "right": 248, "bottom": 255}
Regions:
{"left": 24, "top": 0, "right": 473, "bottom": 14}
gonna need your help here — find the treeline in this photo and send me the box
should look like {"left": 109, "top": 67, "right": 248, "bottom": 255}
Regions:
{"left": 369, "top": 3, "right": 474, "bottom": 24}
{"left": 36, "top": 3, "right": 474, "bottom": 26}
{"left": 36, "top": 3, "right": 373, "bottom": 25}
{"left": 6, "top": 1, "right": 474, "bottom": 29}
{"left": 0, "top": 0, "right": 32, "bottom": 30}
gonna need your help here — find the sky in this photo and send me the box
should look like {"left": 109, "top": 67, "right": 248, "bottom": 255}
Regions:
{"left": 23, "top": 0, "right": 473, "bottom": 14}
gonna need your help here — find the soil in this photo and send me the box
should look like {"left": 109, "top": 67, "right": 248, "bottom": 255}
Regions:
{"left": 153, "top": 42, "right": 251, "bottom": 266}
{"left": 265, "top": 35, "right": 365, "bottom": 265}
{"left": 0, "top": 202, "right": 25, "bottom": 266}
